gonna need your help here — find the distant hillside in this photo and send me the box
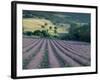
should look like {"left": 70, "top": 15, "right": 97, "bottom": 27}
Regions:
{"left": 23, "top": 10, "right": 90, "bottom": 25}
{"left": 23, "top": 18, "right": 70, "bottom": 36}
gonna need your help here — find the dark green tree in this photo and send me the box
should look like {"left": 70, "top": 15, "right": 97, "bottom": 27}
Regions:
{"left": 41, "top": 25, "right": 45, "bottom": 29}
{"left": 49, "top": 26, "right": 52, "bottom": 30}
{"left": 33, "top": 30, "right": 42, "bottom": 36}
{"left": 54, "top": 27, "right": 57, "bottom": 34}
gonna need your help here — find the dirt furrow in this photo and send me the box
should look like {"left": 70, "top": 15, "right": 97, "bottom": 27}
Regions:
{"left": 50, "top": 40, "right": 81, "bottom": 67}
{"left": 47, "top": 39, "right": 60, "bottom": 68}
{"left": 23, "top": 39, "right": 44, "bottom": 60}
{"left": 60, "top": 40, "right": 90, "bottom": 58}
{"left": 23, "top": 38, "right": 39, "bottom": 48}
{"left": 26, "top": 39, "right": 47, "bottom": 69}
{"left": 56, "top": 40, "right": 90, "bottom": 60}
{"left": 23, "top": 38, "right": 36, "bottom": 48}
{"left": 53, "top": 40, "right": 90, "bottom": 66}
{"left": 23, "top": 39, "right": 41, "bottom": 53}
{"left": 63, "top": 41, "right": 90, "bottom": 56}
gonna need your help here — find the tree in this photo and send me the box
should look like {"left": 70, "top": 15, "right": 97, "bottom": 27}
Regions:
{"left": 33, "top": 30, "right": 50, "bottom": 37}
{"left": 44, "top": 23, "right": 48, "bottom": 26}
{"left": 49, "top": 26, "right": 52, "bottom": 30}
{"left": 41, "top": 30, "right": 49, "bottom": 37}
{"left": 41, "top": 25, "right": 45, "bottom": 28}
{"left": 54, "top": 27, "right": 57, "bottom": 34}
{"left": 68, "top": 23, "right": 80, "bottom": 40}
{"left": 68, "top": 23, "right": 90, "bottom": 42}
{"left": 33, "top": 30, "right": 42, "bottom": 36}
{"left": 78, "top": 24, "right": 90, "bottom": 42}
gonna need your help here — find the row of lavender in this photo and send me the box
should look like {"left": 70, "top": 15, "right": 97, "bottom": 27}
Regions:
{"left": 23, "top": 37, "right": 90, "bottom": 69}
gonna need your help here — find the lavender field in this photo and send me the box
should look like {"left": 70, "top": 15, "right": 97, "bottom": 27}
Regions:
{"left": 22, "top": 11, "right": 91, "bottom": 69}
{"left": 23, "top": 37, "right": 90, "bottom": 69}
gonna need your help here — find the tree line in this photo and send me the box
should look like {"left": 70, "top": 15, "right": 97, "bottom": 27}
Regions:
{"left": 23, "top": 22, "right": 90, "bottom": 42}
{"left": 60, "top": 23, "right": 90, "bottom": 42}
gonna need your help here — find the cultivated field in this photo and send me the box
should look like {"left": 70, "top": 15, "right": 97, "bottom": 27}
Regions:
{"left": 23, "top": 37, "right": 90, "bottom": 69}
